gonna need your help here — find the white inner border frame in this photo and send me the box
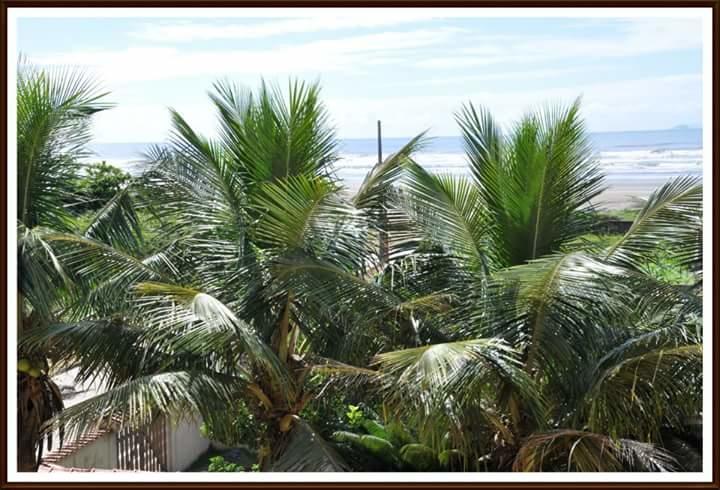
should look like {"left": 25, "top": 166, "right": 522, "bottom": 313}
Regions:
{"left": 5, "top": 6, "right": 714, "bottom": 483}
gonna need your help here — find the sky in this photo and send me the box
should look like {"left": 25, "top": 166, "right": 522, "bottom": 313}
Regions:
{"left": 17, "top": 11, "right": 705, "bottom": 142}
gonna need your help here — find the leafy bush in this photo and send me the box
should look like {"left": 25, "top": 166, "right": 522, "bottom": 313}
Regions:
{"left": 298, "top": 381, "right": 356, "bottom": 437}
{"left": 207, "top": 456, "right": 261, "bottom": 472}
{"left": 331, "top": 406, "right": 448, "bottom": 471}
{"left": 400, "top": 444, "right": 437, "bottom": 471}
{"left": 200, "top": 401, "right": 265, "bottom": 448}
{"left": 208, "top": 456, "right": 243, "bottom": 472}
{"left": 345, "top": 405, "right": 364, "bottom": 428}
{"left": 639, "top": 248, "right": 696, "bottom": 285}
{"left": 74, "top": 161, "right": 130, "bottom": 209}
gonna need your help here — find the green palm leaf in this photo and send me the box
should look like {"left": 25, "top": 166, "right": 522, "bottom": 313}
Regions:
{"left": 210, "top": 79, "right": 338, "bottom": 187}
{"left": 40, "top": 372, "right": 244, "bottom": 441}
{"left": 251, "top": 175, "right": 353, "bottom": 253}
{"left": 514, "top": 430, "right": 677, "bottom": 471}
{"left": 17, "top": 61, "right": 112, "bottom": 230}
{"left": 457, "top": 98, "right": 604, "bottom": 266}
{"left": 271, "top": 419, "right": 349, "bottom": 472}
{"left": 81, "top": 187, "right": 144, "bottom": 254}
{"left": 352, "top": 131, "right": 429, "bottom": 210}
{"left": 403, "top": 164, "right": 491, "bottom": 274}
{"left": 604, "top": 176, "right": 702, "bottom": 270}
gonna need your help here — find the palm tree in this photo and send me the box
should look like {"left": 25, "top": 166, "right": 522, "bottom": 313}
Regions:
{"left": 365, "top": 101, "right": 703, "bottom": 471}
{"left": 16, "top": 60, "right": 117, "bottom": 470}
{"left": 24, "top": 80, "right": 428, "bottom": 471}
{"left": 21, "top": 83, "right": 702, "bottom": 473}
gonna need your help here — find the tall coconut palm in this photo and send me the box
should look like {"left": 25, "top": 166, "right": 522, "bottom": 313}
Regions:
{"left": 362, "top": 101, "right": 703, "bottom": 471}
{"left": 23, "top": 80, "right": 431, "bottom": 471}
{"left": 16, "top": 60, "right": 118, "bottom": 471}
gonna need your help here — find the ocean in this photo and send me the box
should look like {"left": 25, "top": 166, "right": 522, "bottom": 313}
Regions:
{"left": 88, "top": 128, "right": 703, "bottom": 197}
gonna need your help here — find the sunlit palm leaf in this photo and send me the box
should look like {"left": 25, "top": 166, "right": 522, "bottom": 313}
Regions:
{"left": 210, "top": 79, "right": 338, "bottom": 187}
{"left": 252, "top": 175, "right": 356, "bottom": 255}
{"left": 352, "top": 131, "right": 429, "bottom": 210}
{"left": 604, "top": 176, "right": 702, "bottom": 270}
{"left": 402, "top": 164, "right": 491, "bottom": 274}
{"left": 457, "top": 98, "right": 604, "bottom": 267}
{"left": 82, "top": 187, "right": 144, "bottom": 254}
{"left": 40, "top": 372, "right": 244, "bottom": 441}
{"left": 514, "top": 430, "right": 677, "bottom": 471}
{"left": 17, "top": 60, "right": 112, "bottom": 231}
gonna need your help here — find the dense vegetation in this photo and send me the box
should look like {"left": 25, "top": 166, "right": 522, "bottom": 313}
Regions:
{"left": 71, "top": 161, "right": 131, "bottom": 211}
{"left": 17, "top": 63, "right": 703, "bottom": 472}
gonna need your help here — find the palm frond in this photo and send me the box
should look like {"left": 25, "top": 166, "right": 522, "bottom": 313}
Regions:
{"left": 17, "top": 61, "right": 112, "bottom": 230}
{"left": 251, "top": 175, "right": 354, "bottom": 253}
{"left": 211, "top": 79, "right": 338, "bottom": 187}
{"left": 456, "top": 99, "right": 604, "bottom": 266}
{"left": 493, "top": 252, "right": 630, "bottom": 388}
{"left": 402, "top": 163, "right": 491, "bottom": 274}
{"left": 604, "top": 176, "right": 702, "bottom": 270}
{"left": 81, "top": 187, "right": 144, "bottom": 254}
{"left": 41, "top": 372, "right": 244, "bottom": 441}
{"left": 514, "top": 430, "right": 677, "bottom": 471}
{"left": 352, "top": 131, "right": 430, "bottom": 210}
{"left": 271, "top": 419, "right": 350, "bottom": 472}
{"left": 372, "top": 339, "right": 544, "bottom": 434}
{"left": 584, "top": 340, "right": 702, "bottom": 441}
{"left": 17, "top": 225, "right": 73, "bottom": 319}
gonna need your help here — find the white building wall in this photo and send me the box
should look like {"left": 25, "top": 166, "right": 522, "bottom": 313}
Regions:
{"left": 165, "top": 414, "right": 210, "bottom": 471}
{"left": 46, "top": 413, "right": 209, "bottom": 472}
{"left": 54, "top": 432, "right": 118, "bottom": 469}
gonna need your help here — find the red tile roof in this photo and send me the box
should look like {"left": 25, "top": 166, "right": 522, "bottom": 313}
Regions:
{"left": 41, "top": 426, "right": 113, "bottom": 464}
{"left": 38, "top": 463, "right": 148, "bottom": 473}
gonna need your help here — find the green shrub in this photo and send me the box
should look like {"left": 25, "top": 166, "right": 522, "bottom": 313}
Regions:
{"left": 641, "top": 248, "right": 696, "bottom": 285}
{"left": 345, "top": 404, "right": 364, "bottom": 428}
{"left": 208, "top": 456, "right": 243, "bottom": 472}
{"left": 200, "top": 400, "right": 265, "bottom": 448}
{"left": 400, "top": 443, "right": 438, "bottom": 471}
{"left": 361, "top": 419, "right": 389, "bottom": 440}
{"left": 207, "top": 456, "right": 260, "bottom": 472}
{"left": 438, "top": 449, "right": 465, "bottom": 469}
{"left": 74, "top": 161, "right": 130, "bottom": 209}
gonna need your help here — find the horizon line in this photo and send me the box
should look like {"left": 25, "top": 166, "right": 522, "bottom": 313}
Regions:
{"left": 91, "top": 125, "right": 703, "bottom": 146}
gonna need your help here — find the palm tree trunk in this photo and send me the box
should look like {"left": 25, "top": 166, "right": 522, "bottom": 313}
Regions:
{"left": 276, "top": 295, "right": 292, "bottom": 363}
{"left": 16, "top": 290, "right": 39, "bottom": 471}
{"left": 17, "top": 381, "right": 40, "bottom": 472}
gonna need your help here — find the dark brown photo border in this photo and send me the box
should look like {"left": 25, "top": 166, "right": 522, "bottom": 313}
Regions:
{"left": 0, "top": 1, "right": 718, "bottom": 488}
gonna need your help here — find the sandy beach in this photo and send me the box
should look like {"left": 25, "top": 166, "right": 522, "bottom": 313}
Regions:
{"left": 593, "top": 182, "right": 661, "bottom": 210}
{"left": 592, "top": 174, "right": 702, "bottom": 210}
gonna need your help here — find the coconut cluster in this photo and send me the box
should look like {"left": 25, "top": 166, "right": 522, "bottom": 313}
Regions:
{"left": 17, "top": 358, "right": 44, "bottom": 378}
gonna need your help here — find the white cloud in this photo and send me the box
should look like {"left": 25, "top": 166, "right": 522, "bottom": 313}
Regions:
{"left": 31, "top": 28, "right": 462, "bottom": 83}
{"left": 416, "top": 18, "right": 701, "bottom": 69}
{"left": 393, "top": 66, "right": 603, "bottom": 87}
{"left": 326, "top": 73, "right": 701, "bottom": 137}
{"left": 90, "top": 73, "right": 701, "bottom": 142}
{"left": 91, "top": 102, "right": 216, "bottom": 143}
{"left": 130, "top": 12, "right": 443, "bottom": 42}
{"left": 25, "top": 16, "right": 702, "bottom": 141}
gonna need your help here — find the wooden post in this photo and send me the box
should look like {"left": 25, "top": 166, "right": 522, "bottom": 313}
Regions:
{"left": 377, "top": 120, "right": 389, "bottom": 266}
{"left": 377, "top": 120, "right": 383, "bottom": 166}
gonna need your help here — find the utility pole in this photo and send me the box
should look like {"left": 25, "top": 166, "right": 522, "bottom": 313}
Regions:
{"left": 377, "top": 120, "right": 389, "bottom": 266}
{"left": 377, "top": 120, "right": 383, "bottom": 167}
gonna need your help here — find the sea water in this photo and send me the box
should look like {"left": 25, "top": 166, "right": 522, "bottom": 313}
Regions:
{"left": 87, "top": 128, "right": 703, "bottom": 190}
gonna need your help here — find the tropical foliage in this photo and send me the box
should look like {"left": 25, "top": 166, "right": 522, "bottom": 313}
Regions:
{"left": 16, "top": 60, "right": 117, "bottom": 471}
{"left": 367, "top": 102, "right": 703, "bottom": 471}
{"left": 17, "top": 65, "right": 703, "bottom": 473}
{"left": 71, "top": 161, "right": 131, "bottom": 211}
